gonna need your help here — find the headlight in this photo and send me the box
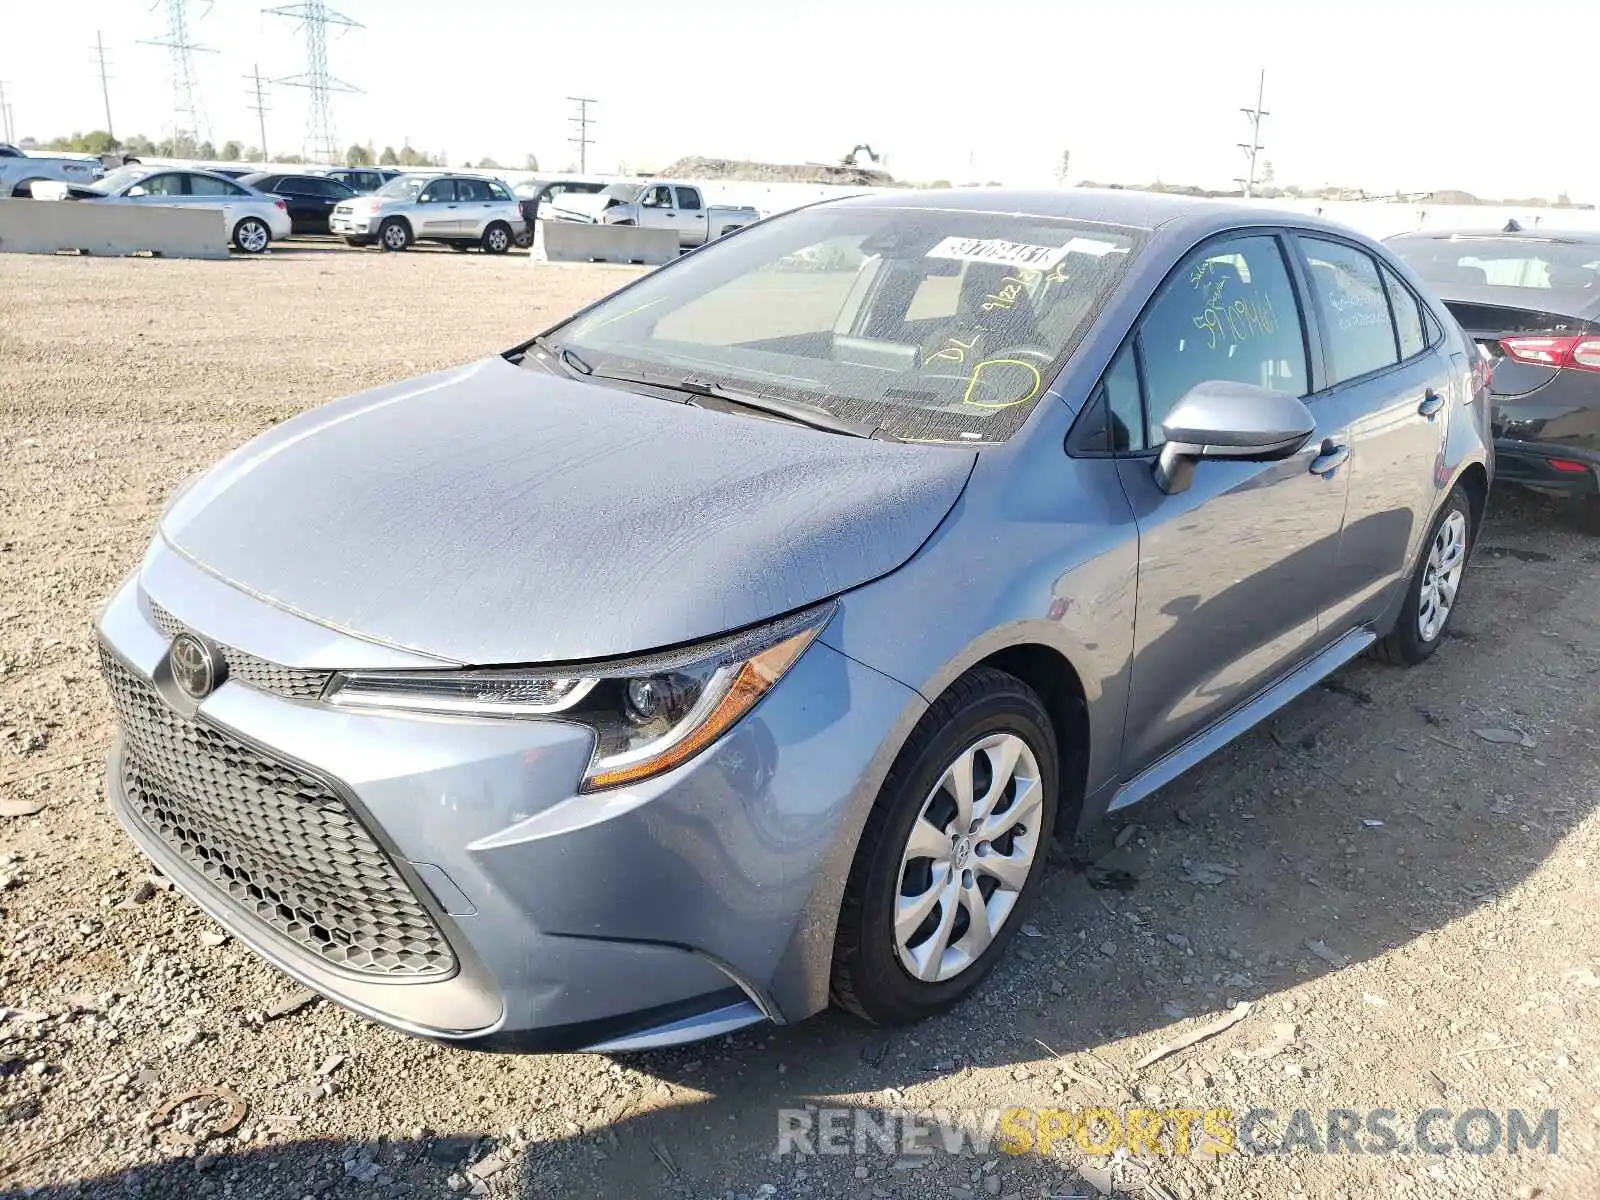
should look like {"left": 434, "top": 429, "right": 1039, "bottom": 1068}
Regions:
{"left": 324, "top": 604, "right": 833, "bottom": 791}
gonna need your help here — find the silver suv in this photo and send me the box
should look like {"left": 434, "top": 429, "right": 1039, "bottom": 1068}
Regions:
{"left": 330, "top": 173, "right": 526, "bottom": 253}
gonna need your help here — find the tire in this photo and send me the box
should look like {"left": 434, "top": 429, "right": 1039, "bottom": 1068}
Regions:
{"left": 1568, "top": 494, "right": 1600, "bottom": 536}
{"left": 232, "top": 217, "right": 271, "bottom": 254}
{"left": 1373, "top": 484, "right": 1473, "bottom": 666}
{"left": 514, "top": 228, "right": 533, "bottom": 249}
{"left": 378, "top": 218, "right": 410, "bottom": 252}
{"left": 831, "top": 667, "right": 1060, "bottom": 1025}
{"left": 481, "top": 222, "right": 512, "bottom": 254}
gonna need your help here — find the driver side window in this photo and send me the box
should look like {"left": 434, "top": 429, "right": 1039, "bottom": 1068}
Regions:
{"left": 1136, "top": 234, "right": 1309, "bottom": 447}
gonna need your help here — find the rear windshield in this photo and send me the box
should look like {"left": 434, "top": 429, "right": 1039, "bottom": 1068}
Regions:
{"left": 1393, "top": 236, "right": 1600, "bottom": 292}
{"left": 550, "top": 205, "right": 1141, "bottom": 443}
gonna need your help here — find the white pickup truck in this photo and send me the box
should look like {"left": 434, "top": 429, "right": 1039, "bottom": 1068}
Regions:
{"left": 598, "top": 180, "right": 759, "bottom": 248}
{"left": 0, "top": 143, "right": 107, "bottom": 197}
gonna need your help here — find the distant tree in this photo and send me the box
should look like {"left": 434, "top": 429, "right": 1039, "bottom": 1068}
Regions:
{"left": 461, "top": 161, "right": 473, "bottom": 169}
{"left": 278, "top": 152, "right": 304, "bottom": 164}
{"left": 398, "top": 142, "right": 422, "bottom": 167}
{"left": 196, "top": 140, "right": 216, "bottom": 160}
{"left": 219, "top": 140, "right": 243, "bottom": 161}
{"left": 379, "top": 145, "right": 398, "bottom": 166}
{"left": 477, "top": 155, "right": 500, "bottom": 170}
{"left": 242, "top": 145, "right": 261, "bottom": 162}
{"left": 927, "top": 180, "right": 952, "bottom": 189}
{"left": 1056, "top": 149, "right": 1070, "bottom": 184}
{"left": 523, "top": 153, "right": 539, "bottom": 171}
{"left": 124, "top": 133, "right": 157, "bottom": 158}
{"left": 345, "top": 143, "right": 372, "bottom": 166}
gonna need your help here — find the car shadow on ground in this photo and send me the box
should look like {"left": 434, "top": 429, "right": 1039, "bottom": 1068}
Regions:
{"left": 13, "top": 489, "right": 1596, "bottom": 1200}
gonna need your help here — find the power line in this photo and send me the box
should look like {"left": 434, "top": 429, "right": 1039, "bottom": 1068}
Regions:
{"left": 140, "top": 0, "right": 216, "bottom": 149}
{"left": 1235, "top": 68, "right": 1268, "bottom": 199}
{"left": 92, "top": 31, "right": 115, "bottom": 138}
{"left": 244, "top": 63, "right": 271, "bottom": 161}
{"left": 264, "top": 0, "right": 362, "bottom": 165}
{"left": 567, "top": 96, "right": 596, "bottom": 174}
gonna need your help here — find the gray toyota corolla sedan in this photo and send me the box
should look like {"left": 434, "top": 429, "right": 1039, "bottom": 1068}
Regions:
{"left": 96, "top": 189, "right": 1491, "bottom": 1052}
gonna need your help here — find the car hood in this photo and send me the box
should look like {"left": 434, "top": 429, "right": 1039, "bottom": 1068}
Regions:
{"left": 161, "top": 355, "right": 976, "bottom": 665}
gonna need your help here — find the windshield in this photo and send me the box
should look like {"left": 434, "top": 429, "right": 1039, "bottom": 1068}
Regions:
{"left": 1393, "top": 236, "right": 1600, "bottom": 293}
{"left": 375, "top": 175, "right": 429, "bottom": 200}
{"left": 547, "top": 204, "right": 1140, "bottom": 443}
{"left": 601, "top": 183, "right": 639, "bottom": 201}
{"left": 87, "top": 166, "right": 146, "bottom": 195}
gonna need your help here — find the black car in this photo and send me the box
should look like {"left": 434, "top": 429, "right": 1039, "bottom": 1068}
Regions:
{"left": 1390, "top": 229, "right": 1600, "bottom": 531}
{"left": 239, "top": 171, "right": 357, "bottom": 236}
{"left": 326, "top": 167, "right": 401, "bottom": 195}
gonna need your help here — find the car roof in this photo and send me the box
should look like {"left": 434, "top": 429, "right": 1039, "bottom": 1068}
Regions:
{"left": 830, "top": 186, "right": 1316, "bottom": 234}
{"left": 1388, "top": 228, "right": 1600, "bottom": 244}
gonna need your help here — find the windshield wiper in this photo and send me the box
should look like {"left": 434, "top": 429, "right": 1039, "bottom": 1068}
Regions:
{"left": 531, "top": 340, "right": 895, "bottom": 440}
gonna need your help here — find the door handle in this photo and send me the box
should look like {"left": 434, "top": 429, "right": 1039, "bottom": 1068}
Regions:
{"left": 1309, "top": 439, "right": 1350, "bottom": 476}
{"left": 1418, "top": 389, "right": 1445, "bottom": 417}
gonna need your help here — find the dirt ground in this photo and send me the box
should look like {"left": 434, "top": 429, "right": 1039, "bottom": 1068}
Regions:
{"left": 1, "top": 248, "right": 1597, "bottom": 1200}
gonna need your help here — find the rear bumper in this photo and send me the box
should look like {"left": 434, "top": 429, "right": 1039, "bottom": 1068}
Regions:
{"left": 1493, "top": 437, "right": 1599, "bottom": 497}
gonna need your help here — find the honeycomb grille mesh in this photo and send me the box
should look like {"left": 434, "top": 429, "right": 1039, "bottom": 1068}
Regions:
{"left": 100, "top": 646, "right": 455, "bottom": 979}
{"left": 147, "top": 602, "right": 332, "bottom": 700}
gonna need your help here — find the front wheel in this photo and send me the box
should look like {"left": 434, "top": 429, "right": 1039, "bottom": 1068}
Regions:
{"left": 378, "top": 218, "right": 410, "bottom": 252}
{"left": 232, "top": 217, "right": 270, "bottom": 254}
{"left": 1373, "top": 484, "right": 1473, "bottom": 666}
{"left": 831, "top": 667, "right": 1059, "bottom": 1025}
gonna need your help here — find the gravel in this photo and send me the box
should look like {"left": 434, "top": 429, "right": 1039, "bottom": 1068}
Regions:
{"left": 1, "top": 247, "right": 1598, "bottom": 1199}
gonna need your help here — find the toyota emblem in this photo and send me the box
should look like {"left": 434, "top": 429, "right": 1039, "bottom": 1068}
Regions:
{"left": 169, "top": 633, "right": 219, "bottom": 700}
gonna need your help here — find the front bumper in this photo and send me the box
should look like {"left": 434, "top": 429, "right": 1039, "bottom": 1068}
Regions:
{"left": 96, "top": 541, "right": 919, "bottom": 1050}
{"left": 330, "top": 213, "right": 374, "bottom": 236}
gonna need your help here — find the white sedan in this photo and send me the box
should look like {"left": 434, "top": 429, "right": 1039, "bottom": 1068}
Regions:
{"left": 70, "top": 166, "right": 293, "bottom": 253}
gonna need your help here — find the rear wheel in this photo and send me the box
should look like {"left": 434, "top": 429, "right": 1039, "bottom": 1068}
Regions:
{"left": 1373, "top": 484, "right": 1473, "bottom": 665}
{"left": 481, "top": 222, "right": 512, "bottom": 254}
{"left": 378, "top": 218, "right": 410, "bottom": 252}
{"left": 831, "top": 668, "right": 1059, "bottom": 1025}
{"left": 232, "top": 217, "right": 270, "bottom": 254}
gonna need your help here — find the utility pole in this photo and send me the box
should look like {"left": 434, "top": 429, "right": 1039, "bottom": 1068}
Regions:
{"left": 567, "top": 96, "right": 596, "bottom": 173}
{"left": 141, "top": 0, "right": 216, "bottom": 150}
{"left": 93, "top": 31, "right": 115, "bottom": 138}
{"left": 0, "top": 81, "right": 13, "bottom": 145}
{"left": 1235, "top": 68, "right": 1268, "bottom": 199}
{"left": 265, "top": 1, "right": 363, "bottom": 164}
{"left": 245, "top": 64, "right": 271, "bottom": 161}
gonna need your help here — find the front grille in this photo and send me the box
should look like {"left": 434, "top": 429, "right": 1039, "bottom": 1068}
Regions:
{"left": 100, "top": 646, "right": 455, "bottom": 979}
{"left": 147, "top": 601, "right": 332, "bottom": 700}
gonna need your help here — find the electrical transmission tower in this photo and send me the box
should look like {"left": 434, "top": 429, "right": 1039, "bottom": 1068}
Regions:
{"left": 1235, "top": 69, "right": 1268, "bottom": 199}
{"left": 244, "top": 64, "right": 271, "bottom": 161}
{"left": 265, "top": 0, "right": 362, "bottom": 165}
{"left": 568, "top": 97, "right": 596, "bottom": 173}
{"left": 141, "top": 0, "right": 215, "bottom": 151}
{"left": 92, "top": 31, "right": 116, "bottom": 139}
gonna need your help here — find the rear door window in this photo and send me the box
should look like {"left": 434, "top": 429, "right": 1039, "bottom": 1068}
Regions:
{"left": 676, "top": 186, "right": 703, "bottom": 211}
{"left": 456, "top": 178, "right": 490, "bottom": 202}
{"left": 1136, "top": 233, "right": 1309, "bottom": 447}
{"left": 420, "top": 179, "right": 455, "bottom": 203}
{"left": 1380, "top": 263, "right": 1427, "bottom": 360}
{"left": 1300, "top": 237, "right": 1400, "bottom": 384}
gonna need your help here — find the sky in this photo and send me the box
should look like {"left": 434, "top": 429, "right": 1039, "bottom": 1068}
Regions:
{"left": 3, "top": 0, "right": 1596, "bottom": 201}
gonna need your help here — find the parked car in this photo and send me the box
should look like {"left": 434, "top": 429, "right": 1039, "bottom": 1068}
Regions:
{"left": 325, "top": 166, "right": 402, "bottom": 195}
{"left": 65, "top": 165, "right": 291, "bottom": 253}
{"left": 329, "top": 172, "right": 525, "bottom": 252}
{"left": 511, "top": 177, "right": 611, "bottom": 246}
{"left": 239, "top": 170, "right": 356, "bottom": 236}
{"left": 0, "top": 141, "right": 104, "bottom": 196}
{"left": 599, "top": 179, "right": 759, "bottom": 248}
{"left": 1389, "top": 228, "right": 1599, "bottom": 531}
{"left": 97, "top": 189, "right": 1489, "bottom": 1052}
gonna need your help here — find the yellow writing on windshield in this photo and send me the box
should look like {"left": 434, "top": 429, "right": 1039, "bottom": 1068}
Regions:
{"left": 962, "top": 358, "right": 1043, "bottom": 409}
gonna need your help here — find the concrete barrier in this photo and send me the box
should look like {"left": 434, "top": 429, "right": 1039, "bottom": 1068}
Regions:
{"left": 540, "top": 220, "right": 678, "bottom": 265}
{"left": 0, "top": 198, "right": 229, "bottom": 259}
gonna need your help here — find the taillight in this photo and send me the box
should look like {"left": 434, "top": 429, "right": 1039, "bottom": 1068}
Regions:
{"left": 274, "top": 198, "right": 287, "bottom": 212}
{"left": 1548, "top": 458, "right": 1589, "bottom": 473}
{"left": 1472, "top": 343, "right": 1495, "bottom": 393}
{"left": 1499, "top": 334, "right": 1600, "bottom": 373}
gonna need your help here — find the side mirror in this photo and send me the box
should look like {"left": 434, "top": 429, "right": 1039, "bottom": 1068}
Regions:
{"left": 126, "top": 185, "right": 148, "bottom": 197}
{"left": 1154, "top": 381, "right": 1315, "bottom": 495}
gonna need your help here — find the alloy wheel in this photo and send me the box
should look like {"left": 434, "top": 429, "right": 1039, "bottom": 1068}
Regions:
{"left": 236, "top": 220, "right": 268, "bottom": 253}
{"left": 893, "top": 732, "right": 1042, "bottom": 983}
{"left": 486, "top": 227, "right": 509, "bottom": 252}
{"left": 1417, "top": 509, "right": 1467, "bottom": 643}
